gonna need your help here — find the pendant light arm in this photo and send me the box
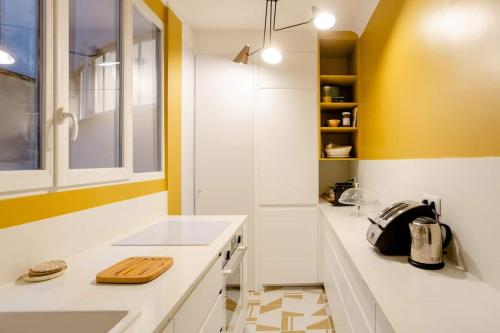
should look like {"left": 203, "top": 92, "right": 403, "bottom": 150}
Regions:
{"left": 248, "top": 0, "right": 270, "bottom": 56}
{"left": 272, "top": 0, "right": 313, "bottom": 32}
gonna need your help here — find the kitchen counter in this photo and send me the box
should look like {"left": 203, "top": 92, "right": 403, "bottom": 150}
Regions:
{"left": 0, "top": 215, "right": 246, "bottom": 332}
{"left": 319, "top": 200, "right": 500, "bottom": 333}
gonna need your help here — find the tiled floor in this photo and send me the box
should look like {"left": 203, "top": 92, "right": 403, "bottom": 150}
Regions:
{"left": 245, "top": 286, "right": 335, "bottom": 333}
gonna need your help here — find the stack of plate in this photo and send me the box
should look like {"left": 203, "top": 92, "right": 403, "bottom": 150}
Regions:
{"left": 325, "top": 146, "right": 352, "bottom": 158}
{"left": 22, "top": 260, "right": 67, "bottom": 282}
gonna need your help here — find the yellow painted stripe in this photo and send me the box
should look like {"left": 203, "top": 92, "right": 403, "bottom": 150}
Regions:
{"left": 144, "top": 0, "right": 166, "bottom": 21}
{"left": 166, "top": 8, "right": 182, "bottom": 214}
{"left": 0, "top": 179, "right": 166, "bottom": 229}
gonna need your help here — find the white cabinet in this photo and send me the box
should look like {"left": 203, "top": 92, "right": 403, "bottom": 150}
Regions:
{"left": 259, "top": 53, "right": 317, "bottom": 89}
{"left": 375, "top": 305, "right": 396, "bottom": 333}
{"left": 200, "top": 294, "right": 225, "bottom": 333}
{"left": 260, "top": 207, "right": 319, "bottom": 284}
{"left": 174, "top": 256, "right": 223, "bottom": 333}
{"left": 257, "top": 89, "right": 318, "bottom": 205}
{"left": 322, "top": 214, "right": 397, "bottom": 333}
{"left": 161, "top": 320, "right": 174, "bottom": 333}
{"left": 194, "top": 54, "right": 254, "bottom": 215}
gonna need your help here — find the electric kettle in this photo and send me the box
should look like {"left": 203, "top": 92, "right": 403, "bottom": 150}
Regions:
{"left": 408, "top": 217, "right": 452, "bottom": 270}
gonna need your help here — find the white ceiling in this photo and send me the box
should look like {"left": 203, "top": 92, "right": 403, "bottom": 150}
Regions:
{"left": 168, "top": 0, "right": 379, "bottom": 36}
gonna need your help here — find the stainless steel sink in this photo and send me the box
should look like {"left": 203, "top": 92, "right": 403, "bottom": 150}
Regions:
{"left": 0, "top": 310, "right": 139, "bottom": 333}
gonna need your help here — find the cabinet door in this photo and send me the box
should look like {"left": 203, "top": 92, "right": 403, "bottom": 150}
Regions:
{"left": 194, "top": 54, "right": 254, "bottom": 215}
{"left": 258, "top": 89, "right": 318, "bottom": 205}
{"left": 260, "top": 207, "right": 319, "bottom": 284}
{"left": 259, "top": 53, "right": 317, "bottom": 89}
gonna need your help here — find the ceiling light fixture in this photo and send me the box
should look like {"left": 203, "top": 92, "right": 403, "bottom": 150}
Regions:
{"left": 233, "top": 0, "right": 336, "bottom": 65}
{"left": 0, "top": 49, "right": 15, "bottom": 65}
{"left": 0, "top": 2, "right": 15, "bottom": 65}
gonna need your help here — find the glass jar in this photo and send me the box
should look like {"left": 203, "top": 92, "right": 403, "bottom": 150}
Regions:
{"left": 342, "top": 112, "right": 351, "bottom": 127}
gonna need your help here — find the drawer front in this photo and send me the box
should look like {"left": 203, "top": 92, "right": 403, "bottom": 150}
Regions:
{"left": 161, "top": 320, "right": 174, "bottom": 333}
{"left": 323, "top": 227, "right": 374, "bottom": 333}
{"left": 323, "top": 220, "right": 376, "bottom": 330}
{"left": 376, "top": 305, "right": 396, "bottom": 333}
{"left": 323, "top": 249, "right": 353, "bottom": 333}
{"left": 200, "top": 294, "right": 225, "bottom": 333}
{"left": 175, "top": 257, "right": 223, "bottom": 333}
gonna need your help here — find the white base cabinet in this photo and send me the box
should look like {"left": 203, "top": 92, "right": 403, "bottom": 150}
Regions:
{"left": 174, "top": 256, "right": 224, "bottom": 333}
{"left": 259, "top": 207, "right": 319, "bottom": 285}
{"left": 321, "top": 215, "right": 395, "bottom": 333}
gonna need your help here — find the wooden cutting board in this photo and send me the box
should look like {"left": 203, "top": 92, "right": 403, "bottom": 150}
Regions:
{"left": 96, "top": 257, "right": 173, "bottom": 284}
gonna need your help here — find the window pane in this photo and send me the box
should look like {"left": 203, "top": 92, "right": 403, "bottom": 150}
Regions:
{"left": 132, "top": 9, "right": 161, "bottom": 173}
{"left": 0, "top": 0, "right": 41, "bottom": 171}
{"left": 68, "top": 0, "right": 122, "bottom": 169}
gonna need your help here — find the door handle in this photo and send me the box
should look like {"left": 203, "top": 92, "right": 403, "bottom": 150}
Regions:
{"left": 56, "top": 107, "right": 79, "bottom": 141}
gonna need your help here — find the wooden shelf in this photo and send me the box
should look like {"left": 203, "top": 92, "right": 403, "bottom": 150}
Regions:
{"left": 320, "top": 127, "right": 357, "bottom": 133}
{"left": 320, "top": 102, "right": 357, "bottom": 110}
{"left": 320, "top": 157, "right": 359, "bottom": 161}
{"left": 320, "top": 75, "right": 357, "bottom": 86}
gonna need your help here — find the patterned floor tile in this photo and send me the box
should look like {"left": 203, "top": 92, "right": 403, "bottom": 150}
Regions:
{"left": 246, "top": 287, "right": 335, "bottom": 333}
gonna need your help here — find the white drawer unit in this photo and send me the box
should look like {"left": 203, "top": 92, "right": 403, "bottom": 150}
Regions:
{"left": 174, "top": 256, "right": 223, "bottom": 333}
{"left": 260, "top": 207, "right": 319, "bottom": 284}
{"left": 161, "top": 320, "right": 174, "bottom": 333}
{"left": 321, "top": 215, "right": 395, "bottom": 333}
{"left": 200, "top": 294, "right": 225, "bottom": 333}
{"left": 323, "top": 253, "right": 352, "bottom": 333}
{"left": 375, "top": 305, "right": 396, "bottom": 333}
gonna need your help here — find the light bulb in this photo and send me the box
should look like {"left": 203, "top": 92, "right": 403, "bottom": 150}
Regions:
{"left": 97, "top": 61, "right": 120, "bottom": 67}
{"left": 261, "top": 47, "right": 282, "bottom": 64}
{"left": 314, "top": 12, "right": 336, "bottom": 30}
{"left": 0, "top": 49, "right": 15, "bottom": 65}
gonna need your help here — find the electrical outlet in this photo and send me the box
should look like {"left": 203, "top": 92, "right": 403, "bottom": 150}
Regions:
{"left": 422, "top": 193, "right": 441, "bottom": 216}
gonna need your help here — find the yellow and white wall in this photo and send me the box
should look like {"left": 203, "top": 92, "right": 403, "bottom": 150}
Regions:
{"left": 356, "top": 0, "right": 500, "bottom": 289}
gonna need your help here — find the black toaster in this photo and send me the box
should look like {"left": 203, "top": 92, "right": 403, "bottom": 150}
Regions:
{"left": 366, "top": 200, "right": 435, "bottom": 255}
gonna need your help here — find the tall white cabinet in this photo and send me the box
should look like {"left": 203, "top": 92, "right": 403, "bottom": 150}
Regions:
{"left": 194, "top": 54, "right": 256, "bottom": 288}
{"left": 194, "top": 35, "right": 319, "bottom": 287}
{"left": 257, "top": 52, "right": 319, "bottom": 285}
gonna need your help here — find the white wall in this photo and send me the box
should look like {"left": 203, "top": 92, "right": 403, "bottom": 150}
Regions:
{"left": 0, "top": 191, "right": 167, "bottom": 285}
{"left": 181, "top": 23, "right": 195, "bottom": 214}
{"left": 355, "top": 158, "right": 500, "bottom": 290}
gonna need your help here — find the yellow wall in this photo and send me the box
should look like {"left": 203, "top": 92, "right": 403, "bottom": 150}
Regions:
{"left": 166, "top": 9, "right": 183, "bottom": 215}
{"left": 0, "top": 1, "right": 183, "bottom": 229}
{"left": 358, "top": 0, "right": 500, "bottom": 159}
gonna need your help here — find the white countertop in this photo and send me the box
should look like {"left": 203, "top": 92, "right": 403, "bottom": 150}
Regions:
{"left": 319, "top": 200, "right": 500, "bottom": 333}
{"left": 0, "top": 215, "right": 246, "bottom": 332}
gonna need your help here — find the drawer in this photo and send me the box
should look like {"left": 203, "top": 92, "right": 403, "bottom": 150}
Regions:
{"left": 161, "top": 320, "right": 174, "bottom": 333}
{"left": 323, "top": 249, "right": 352, "bottom": 333}
{"left": 200, "top": 294, "right": 225, "bottom": 333}
{"left": 175, "top": 257, "right": 223, "bottom": 333}
{"left": 323, "top": 220, "right": 376, "bottom": 329}
{"left": 323, "top": 228, "right": 374, "bottom": 333}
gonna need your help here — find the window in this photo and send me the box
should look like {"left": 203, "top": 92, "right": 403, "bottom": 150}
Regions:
{"left": 0, "top": 0, "right": 53, "bottom": 193}
{"left": 54, "top": 0, "right": 132, "bottom": 186}
{"left": 132, "top": 4, "right": 163, "bottom": 174}
{"left": 0, "top": 0, "right": 163, "bottom": 194}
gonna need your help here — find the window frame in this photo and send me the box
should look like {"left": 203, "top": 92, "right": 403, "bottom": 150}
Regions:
{"left": 0, "top": 0, "right": 164, "bottom": 196}
{"left": 54, "top": 0, "right": 134, "bottom": 188}
{"left": 0, "top": 0, "right": 54, "bottom": 194}
{"left": 130, "top": 0, "right": 165, "bottom": 182}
